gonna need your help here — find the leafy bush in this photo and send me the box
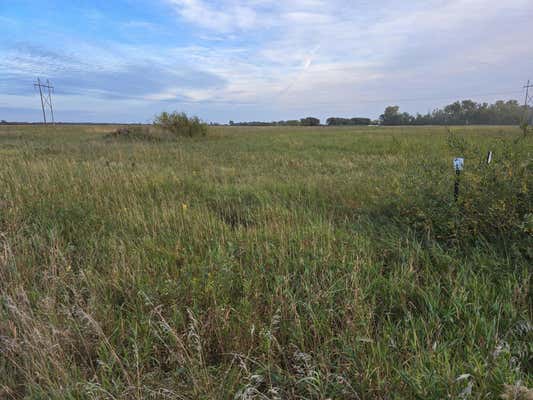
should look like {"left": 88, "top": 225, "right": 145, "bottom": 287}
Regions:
{"left": 154, "top": 111, "right": 208, "bottom": 138}
{"left": 386, "top": 131, "right": 532, "bottom": 256}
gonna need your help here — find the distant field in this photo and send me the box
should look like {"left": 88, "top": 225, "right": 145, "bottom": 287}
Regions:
{"left": 0, "top": 124, "right": 531, "bottom": 399}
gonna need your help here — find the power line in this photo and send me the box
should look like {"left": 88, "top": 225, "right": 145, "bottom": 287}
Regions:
{"left": 57, "top": 86, "right": 522, "bottom": 107}
{"left": 288, "top": 90, "right": 523, "bottom": 106}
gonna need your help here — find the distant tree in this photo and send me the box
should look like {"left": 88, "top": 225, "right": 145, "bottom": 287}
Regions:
{"left": 444, "top": 101, "right": 462, "bottom": 124}
{"left": 0, "top": 120, "right": 6, "bottom": 124}
{"left": 229, "top": 120, "right": 234, "bottom": 126}
{"left": 285, "top": 120, "right": 301, "bottom": 126}
{"left": 352, "top": 118, "right": 371, "bottom": 125}
{"left": 326, "top": 117, "right": 371, "bottom": 126}
{"left": 300, "top": 117, "right": 320, "bottom": 126}
{"left": 380, "top": 106, "right": 402, "bottom": 125}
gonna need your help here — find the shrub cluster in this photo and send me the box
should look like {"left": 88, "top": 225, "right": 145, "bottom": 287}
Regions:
{"left": 154, "top": 112, "right": 208, "bottom": 138}
{"left": 386, "top": 131, "right": 532, "bottom": 256}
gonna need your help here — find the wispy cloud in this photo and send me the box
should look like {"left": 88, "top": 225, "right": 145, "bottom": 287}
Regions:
{"left": 1, "top": 0, "right": 532, "bottom": 122}
{"left": 0, "top": 42, "right": 225, "bottom": 100}
{"left": 164, "top": 0, "right": 532, "bottom": 109}
{"left": 167, "top": 0, "right": 264, "bottom": 33}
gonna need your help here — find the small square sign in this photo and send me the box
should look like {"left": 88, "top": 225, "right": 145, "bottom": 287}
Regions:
{"left": 454, "top": 158, "right": 464, "bottom": 171}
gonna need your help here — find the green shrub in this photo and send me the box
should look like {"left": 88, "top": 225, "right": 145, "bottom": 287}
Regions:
{"left": 386, "top": 131, "right": 532, "bottom": 256}
{"left": 154, "top": 111, "right": 208, "bottom": 138}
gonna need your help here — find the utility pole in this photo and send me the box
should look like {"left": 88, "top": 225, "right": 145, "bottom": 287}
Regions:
{"left": 35, "top": 78, "right": 47, "bottom": 124}
{"left": 522, "top": 80, "right": 533, "bottom": 136}
{"left": 34, "top": 78, "right": 55, "bottom": 125}
{"left": 46, "top": 79, "right": 55, "bottom": 124}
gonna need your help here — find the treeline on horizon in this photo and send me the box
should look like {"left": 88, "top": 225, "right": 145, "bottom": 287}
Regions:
{"left": 228, "top": 99, "right": 531, "bottom": 126}
{"left": 229, "top": 117, "right": 372, "bottom": 126}
{"left": 2, "top": 99, "right": 531, "bottom": 127}
{"left": 380, "top": 99, "right": 530, "bottom": 125}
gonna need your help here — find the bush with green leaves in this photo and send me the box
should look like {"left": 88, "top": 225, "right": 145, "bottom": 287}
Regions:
{"left": 385, "top": 130, "right": 532, "bottom": 257}
{"left": 154, "top": 111, "right": 208, "bottom": 138}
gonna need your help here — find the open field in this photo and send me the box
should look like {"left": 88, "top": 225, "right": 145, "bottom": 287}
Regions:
{"left": 0, "top": 125, "right": 531, "bottom": 399}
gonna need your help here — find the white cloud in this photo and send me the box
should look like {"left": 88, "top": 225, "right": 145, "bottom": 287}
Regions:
{"left": 2, "top": 0, "right": 532, "bottom": 122}
{"left": 167, "top": 0, "right": 263, "bottom": 32}
{"left": 164, "top": 0, "right": 532, "bottom": 113}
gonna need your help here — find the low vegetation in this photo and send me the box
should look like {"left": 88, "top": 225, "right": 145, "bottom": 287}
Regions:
{"left": 154, "top": 111, "right": 208, "bottom": 138}
{"left": 106, "top": 113, "right": 210, "bottom": 142}
{"left": 0, "top": 124, "right": 531, "bottom": 399}
{"left": 107, "top": 126, "right": 164, "bottom": 141}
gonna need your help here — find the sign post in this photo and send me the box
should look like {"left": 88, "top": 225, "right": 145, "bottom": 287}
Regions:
{"left": 454, "top": 158, "right": 464, "bottom": 202}
{"left": 486, "top": 151, "right": 493, "bottom": 164}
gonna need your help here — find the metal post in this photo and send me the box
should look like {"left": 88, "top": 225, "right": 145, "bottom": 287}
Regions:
{"left": 454, "top": 170, "right": 460, "bottom": 202}
{"left": 453, "top": 158, "right": 464, "bottom": 202}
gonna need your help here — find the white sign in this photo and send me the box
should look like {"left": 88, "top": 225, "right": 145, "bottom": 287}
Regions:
{"left": 454, "top": 158, "right": 464, "bottom": 171}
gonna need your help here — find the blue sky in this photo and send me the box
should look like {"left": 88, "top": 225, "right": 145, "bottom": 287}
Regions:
{"left": 1, "top": 0, "right": 532, "bottom": 123}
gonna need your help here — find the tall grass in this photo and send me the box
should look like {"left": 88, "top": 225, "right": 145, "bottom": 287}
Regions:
{"left": 0, "top": 125, "right": 531, "bottom": 399}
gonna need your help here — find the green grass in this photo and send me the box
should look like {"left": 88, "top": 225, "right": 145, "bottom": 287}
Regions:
{"left": 0, "top": 124, "right": 531, "bottom": 399}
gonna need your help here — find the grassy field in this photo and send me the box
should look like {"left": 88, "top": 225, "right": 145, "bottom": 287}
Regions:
{"left": 0, "top": 124, "right": 531, "bottom": 399}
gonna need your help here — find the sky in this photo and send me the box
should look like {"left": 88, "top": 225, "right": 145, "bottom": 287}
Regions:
{"left": 1, "top": 0, "right": 532, "bottom": 123}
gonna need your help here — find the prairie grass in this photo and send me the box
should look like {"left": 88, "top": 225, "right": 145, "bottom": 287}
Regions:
{"left": 0, "top": 124, "right": 531, "bottom": 399}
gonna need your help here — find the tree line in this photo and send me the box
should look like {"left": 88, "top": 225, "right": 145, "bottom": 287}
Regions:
{"left": 379, "top": 99, "right": 531, "bottom": 126}
{"left": 6, "top": 98, "right": 527, "bottom": 127}
{"left": 229, "top": 117, "right": 372, "bottom": 126}
{"left": 326, "top": 117, "right": 372, "bottom": 126}
{"left": 227, "top": 99, "right": 530, "bottom": 127}
{"left": 229, "top": 117, "right": 321, "bottom": 126}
